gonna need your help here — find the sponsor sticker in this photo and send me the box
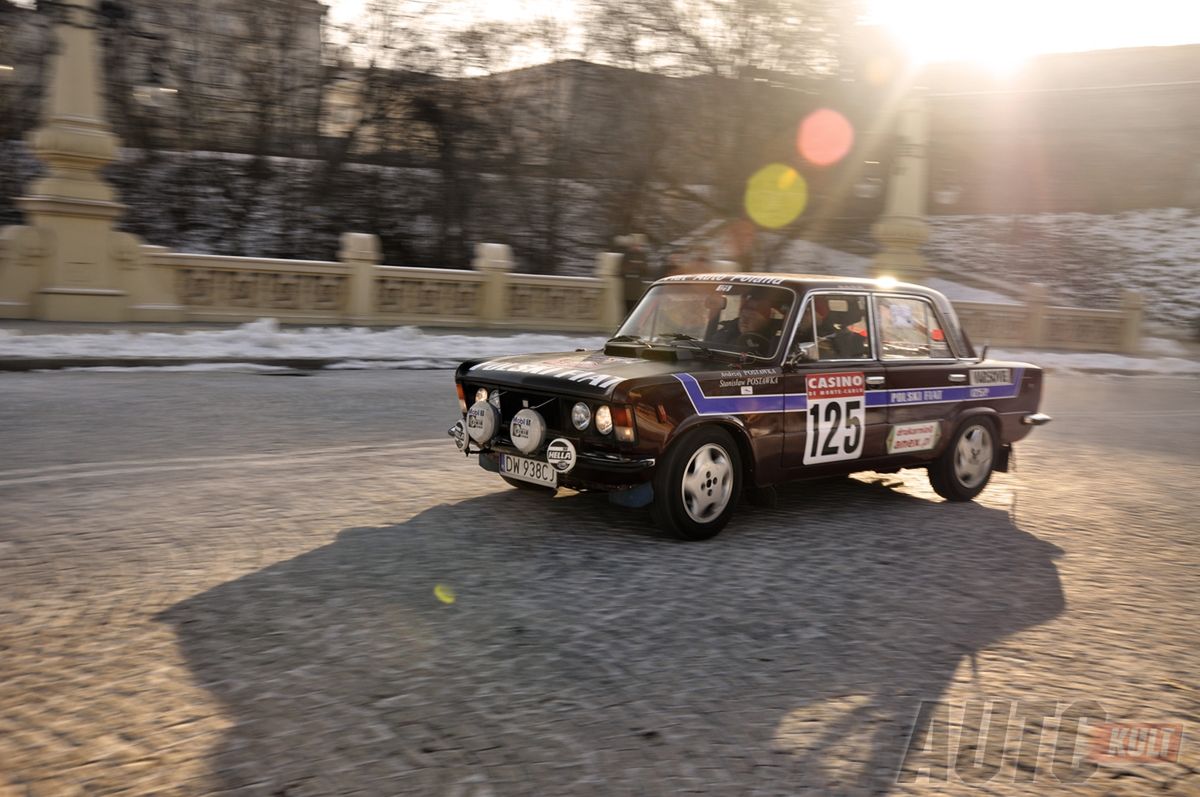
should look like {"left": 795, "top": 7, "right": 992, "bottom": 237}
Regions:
{"left": 887, "top": 421, "right": 940, "bottom": 454}
{"left": 661, "top": 273, "right": 785, "bottom": 285}
{"left": 740, "top": 385, "right": 753, "bottom": 395}
{"left": 546, "top": 438, "right": 577, "bottom": 473}
{"left": 970, "top": 368, "right": 1012, "bottom": 386}
{"left": 1090, "top": 723, "right": 1183, "bottom": 764}
{"left": 450, "top": 420, "right": 467, "bottom": 451}
{"left": 803, "top": 371, "right": 866, "bottom": 465}
{"left": 470, "top": 360, "right": 624, "bottom": 390}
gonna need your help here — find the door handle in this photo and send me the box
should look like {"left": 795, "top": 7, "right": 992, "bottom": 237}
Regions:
{"left": 865, "top": 376, "right": 886, "bottom": 387}
{"left": 949, "top": 373, "right": 967, "bottom": 383}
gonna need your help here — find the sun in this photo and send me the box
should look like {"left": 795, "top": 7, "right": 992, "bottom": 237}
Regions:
{"left": 863, "top": 0, "right": 1200, "bottom": 76}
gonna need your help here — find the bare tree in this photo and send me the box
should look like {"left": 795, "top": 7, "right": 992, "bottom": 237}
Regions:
{"left": 583, "top": 0, "right": 863, "bottom": 263}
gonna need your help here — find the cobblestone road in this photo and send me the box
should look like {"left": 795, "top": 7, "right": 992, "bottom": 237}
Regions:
{"left": 1, "top": 371, "right": 1197, "bottom": 796}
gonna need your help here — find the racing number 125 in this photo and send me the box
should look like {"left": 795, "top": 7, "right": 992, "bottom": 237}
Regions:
{"left": 803, "top": 371, "right": 867, "bottom": 465}
{"left": 807, "top": 400, "right": 862, "bottom": 460}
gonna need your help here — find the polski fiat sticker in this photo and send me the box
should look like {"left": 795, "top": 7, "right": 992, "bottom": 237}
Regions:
{"left": 803, "top": 371, "right": 865, "bottom": 465}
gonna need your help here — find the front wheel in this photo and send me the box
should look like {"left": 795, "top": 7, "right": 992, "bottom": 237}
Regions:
{"left": 651, "top": 427, "right": 742, "bottom": 540}
{"left": 928, "top": 419, "right": 996, "bottom": 501}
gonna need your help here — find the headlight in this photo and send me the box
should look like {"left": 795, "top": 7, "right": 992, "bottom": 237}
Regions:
{"left": 475, "top": 387, "right": 488, "bottom": 403}
{"left": 595, "top": 405, "right": 613, "bottom": 435}
{"left": 571, "top": 402, "right": 591, "bottom": 430}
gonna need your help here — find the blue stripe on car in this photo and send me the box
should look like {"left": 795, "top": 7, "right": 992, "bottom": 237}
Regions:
{"left": 674, "top": 369, "right": 1024, "bottom": 416}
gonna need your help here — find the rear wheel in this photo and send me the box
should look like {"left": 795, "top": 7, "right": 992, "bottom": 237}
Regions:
{"left": 928, "top": 419, "right": 996, "bottom": 501}
{"left": 652, "top": 427, "right": 742, "bottom": 540}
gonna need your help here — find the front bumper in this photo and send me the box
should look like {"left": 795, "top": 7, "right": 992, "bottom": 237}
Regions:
{"left": 450, "top": 415, "right": 656, "bottom": 490}
{"left": 475, "top": 446, "right": 655, "bottom": 490}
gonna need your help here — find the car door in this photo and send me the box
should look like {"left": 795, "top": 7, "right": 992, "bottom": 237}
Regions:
{"left": 875, "top": 293, "right": 965, "bottom": 460}
{"left": 781, "top": 291, "right": 891, "bottom": 474}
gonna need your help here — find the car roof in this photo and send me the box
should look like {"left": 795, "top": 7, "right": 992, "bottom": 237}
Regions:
{"left": 651, "top": 272, "right": 942, "bottom": 298}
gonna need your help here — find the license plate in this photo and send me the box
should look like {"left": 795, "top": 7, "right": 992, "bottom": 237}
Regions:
{"left": 499, "top": 453, "right": 558, "bottom": 487}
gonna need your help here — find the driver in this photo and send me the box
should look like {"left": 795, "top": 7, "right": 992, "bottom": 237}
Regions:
{"left": 709, "top": 290, "right": 783, "bottom": 352}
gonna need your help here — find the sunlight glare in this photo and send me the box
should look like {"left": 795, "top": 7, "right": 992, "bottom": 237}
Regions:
{"left": 797, "top": 109, "right": 854, "bottom": 167}
{"left": 864, "top": 0, "right": 1200, "bottom": 75}
{"left": 744, "top": 164, "right": 808, "bottom": 229}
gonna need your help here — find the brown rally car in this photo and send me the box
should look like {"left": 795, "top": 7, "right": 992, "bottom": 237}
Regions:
{"left": 449, "top": 273, "right": 1051, "bottom": 540}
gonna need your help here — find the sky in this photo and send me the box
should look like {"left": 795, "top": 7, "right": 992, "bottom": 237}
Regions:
{"left": 328, "top": 0, "right": 1200, "bottom": 74}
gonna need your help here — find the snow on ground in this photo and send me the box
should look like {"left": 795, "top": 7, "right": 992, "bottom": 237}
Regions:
{"left": 0, "top": 319, "right": 604, "bottom": 369}
{"left": 1, "top": 319, "right": 1195, "bottom": 376}
{"left": 769, "top": 240, "right": 1017, "bottom": 303}
{"left": 925, "top": 208, "right": 1200, "bottom": 330}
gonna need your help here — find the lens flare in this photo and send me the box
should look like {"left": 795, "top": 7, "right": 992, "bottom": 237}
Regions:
{"left": 744, "top": 164, "right": 808, "bottom": 229}
{"left": 433, "top": 584, "right": 456, "bottom": 604}
{"left": 798, "top": 109, "right": 854, "bottom": 167}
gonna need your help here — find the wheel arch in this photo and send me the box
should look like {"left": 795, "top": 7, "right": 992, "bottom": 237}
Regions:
{"left": 939, "top": 407, "right": 1001, "bottom": 456}
{"left": 666, "top": 415, "right": 757, "bottom": 485}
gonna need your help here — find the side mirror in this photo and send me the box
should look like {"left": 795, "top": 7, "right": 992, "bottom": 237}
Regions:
{"left": 785, "top": 341, "right": 818, "bottom": 368}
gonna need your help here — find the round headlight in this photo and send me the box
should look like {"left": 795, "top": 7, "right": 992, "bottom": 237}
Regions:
{"left": 475, "top": 388, "right": 489, "bottom": 403}
{"left": 571, "top": 402, "right": 591, "bottom": 430}
{"left": 489, "top": 390, "right": 501, "bottom": 408}
{"left": 595, "top": 405, "right": 613, "bottom": 435}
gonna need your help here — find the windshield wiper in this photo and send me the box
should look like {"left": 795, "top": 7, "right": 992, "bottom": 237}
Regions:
{"left": 657, "top": 333, "right": 738, "bottom": 361}
{"left": 607, "top": 334, "right": 650, "bottom": 344}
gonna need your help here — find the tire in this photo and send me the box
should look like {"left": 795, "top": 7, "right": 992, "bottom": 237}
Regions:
{"left": 651, "top": 426, "right": 742, "bottom": 540}
{"left": 928, "top": 418, "right": 996, "bottom": 502}
{"left": 501, "top": 475, "right": 556, "bottom": 493}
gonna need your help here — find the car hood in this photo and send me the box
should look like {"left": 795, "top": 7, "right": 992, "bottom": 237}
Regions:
{"left": 463, "top": 349, "right": 696, "bottom": 399}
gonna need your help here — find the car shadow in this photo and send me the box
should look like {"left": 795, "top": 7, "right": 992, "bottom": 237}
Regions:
{"left": 159, "top": 477, "right": 1064, "bottom": 796}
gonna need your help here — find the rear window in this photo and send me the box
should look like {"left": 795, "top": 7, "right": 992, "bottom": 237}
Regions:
{"left": 876, "top": 296, "right": 952, "bottom": 360}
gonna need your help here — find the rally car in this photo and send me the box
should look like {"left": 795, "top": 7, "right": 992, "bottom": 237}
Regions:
{"left": 448, "top": 274, "right": 1051, "bottom": 540}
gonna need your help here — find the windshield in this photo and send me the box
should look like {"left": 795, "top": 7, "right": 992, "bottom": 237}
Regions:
{"left": 614, "top": 281, "right": 796, "bottom": 359}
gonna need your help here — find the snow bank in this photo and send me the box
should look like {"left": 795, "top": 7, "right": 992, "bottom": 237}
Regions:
{"left": 1, "top": 319, "right": 1195, "bottom": 376}
{"left": 0, "top": 319, "right": 605, "bottom": 367}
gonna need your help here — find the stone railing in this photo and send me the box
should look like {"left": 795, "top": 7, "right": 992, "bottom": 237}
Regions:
{"left": 1, "top": 229, "right": 1144, "bottom": 352}
{"left": 953, "top": 284, "right": 1143, "bottom": 354}
{"left": 104, "top": 234, "right": 625, "bottom": 331}
{"left": 153, "top": 251, "right": 348, "bottom": 324}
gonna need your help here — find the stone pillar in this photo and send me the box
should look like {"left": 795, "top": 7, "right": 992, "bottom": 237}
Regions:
{"left": 1024, "top": 283, "right": 1049, "bottom": 348}
{"left": 16, "top": 0, "right": 129, "bottom": 321}
{"left": 1119, "top": 289, "right": 1144, "bottom": 354}
{"left": 595, "top": 251, "right": 624, "bottom": 330}
{"left": 474, "top": 243, "right": 513, "bottom": 325}
{"left": 340, "top": 232, "right": 381, "bottom": 324}
{"left": 870, "top": 89, "right": 934, "bottom": 283}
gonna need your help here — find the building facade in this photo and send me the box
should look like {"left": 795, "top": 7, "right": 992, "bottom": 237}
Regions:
{"left": 0, "top": 0, "right": 326, "bottom": 153}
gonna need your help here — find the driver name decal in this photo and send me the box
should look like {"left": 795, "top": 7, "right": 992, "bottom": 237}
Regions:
{"left": 804, "top": 371, "right": 866, "bottom": 464}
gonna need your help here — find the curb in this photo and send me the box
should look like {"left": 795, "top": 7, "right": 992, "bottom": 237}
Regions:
{"left": 0, "top": 356, "right": 459, "bottom": 372}
{"left": 1, "top": 357, "right": 1196, "bottom": 378}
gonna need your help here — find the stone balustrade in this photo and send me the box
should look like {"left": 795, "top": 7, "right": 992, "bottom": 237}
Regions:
{"left": 0, "top": 229, "right": 1144, "bottom": 352}
{"left": 952, "top": 284, "right": 1143, "bottom": 354}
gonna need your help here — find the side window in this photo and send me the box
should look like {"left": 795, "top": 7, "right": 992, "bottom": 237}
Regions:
{"left": 877, "top": 296, "right": 952, "bottom": 359}
{"left": 793, "top": 293, "right": 871, "bottom": 360}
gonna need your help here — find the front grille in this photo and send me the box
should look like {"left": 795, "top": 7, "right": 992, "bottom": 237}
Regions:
{"left": 464, "top": 382, "right": 622, "bottom": 453}
{"left": 464, "top": 383, "right": 563, "bottom": 445}
{"left": 496, "top": 389, "right": 563, "bottom": 435}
